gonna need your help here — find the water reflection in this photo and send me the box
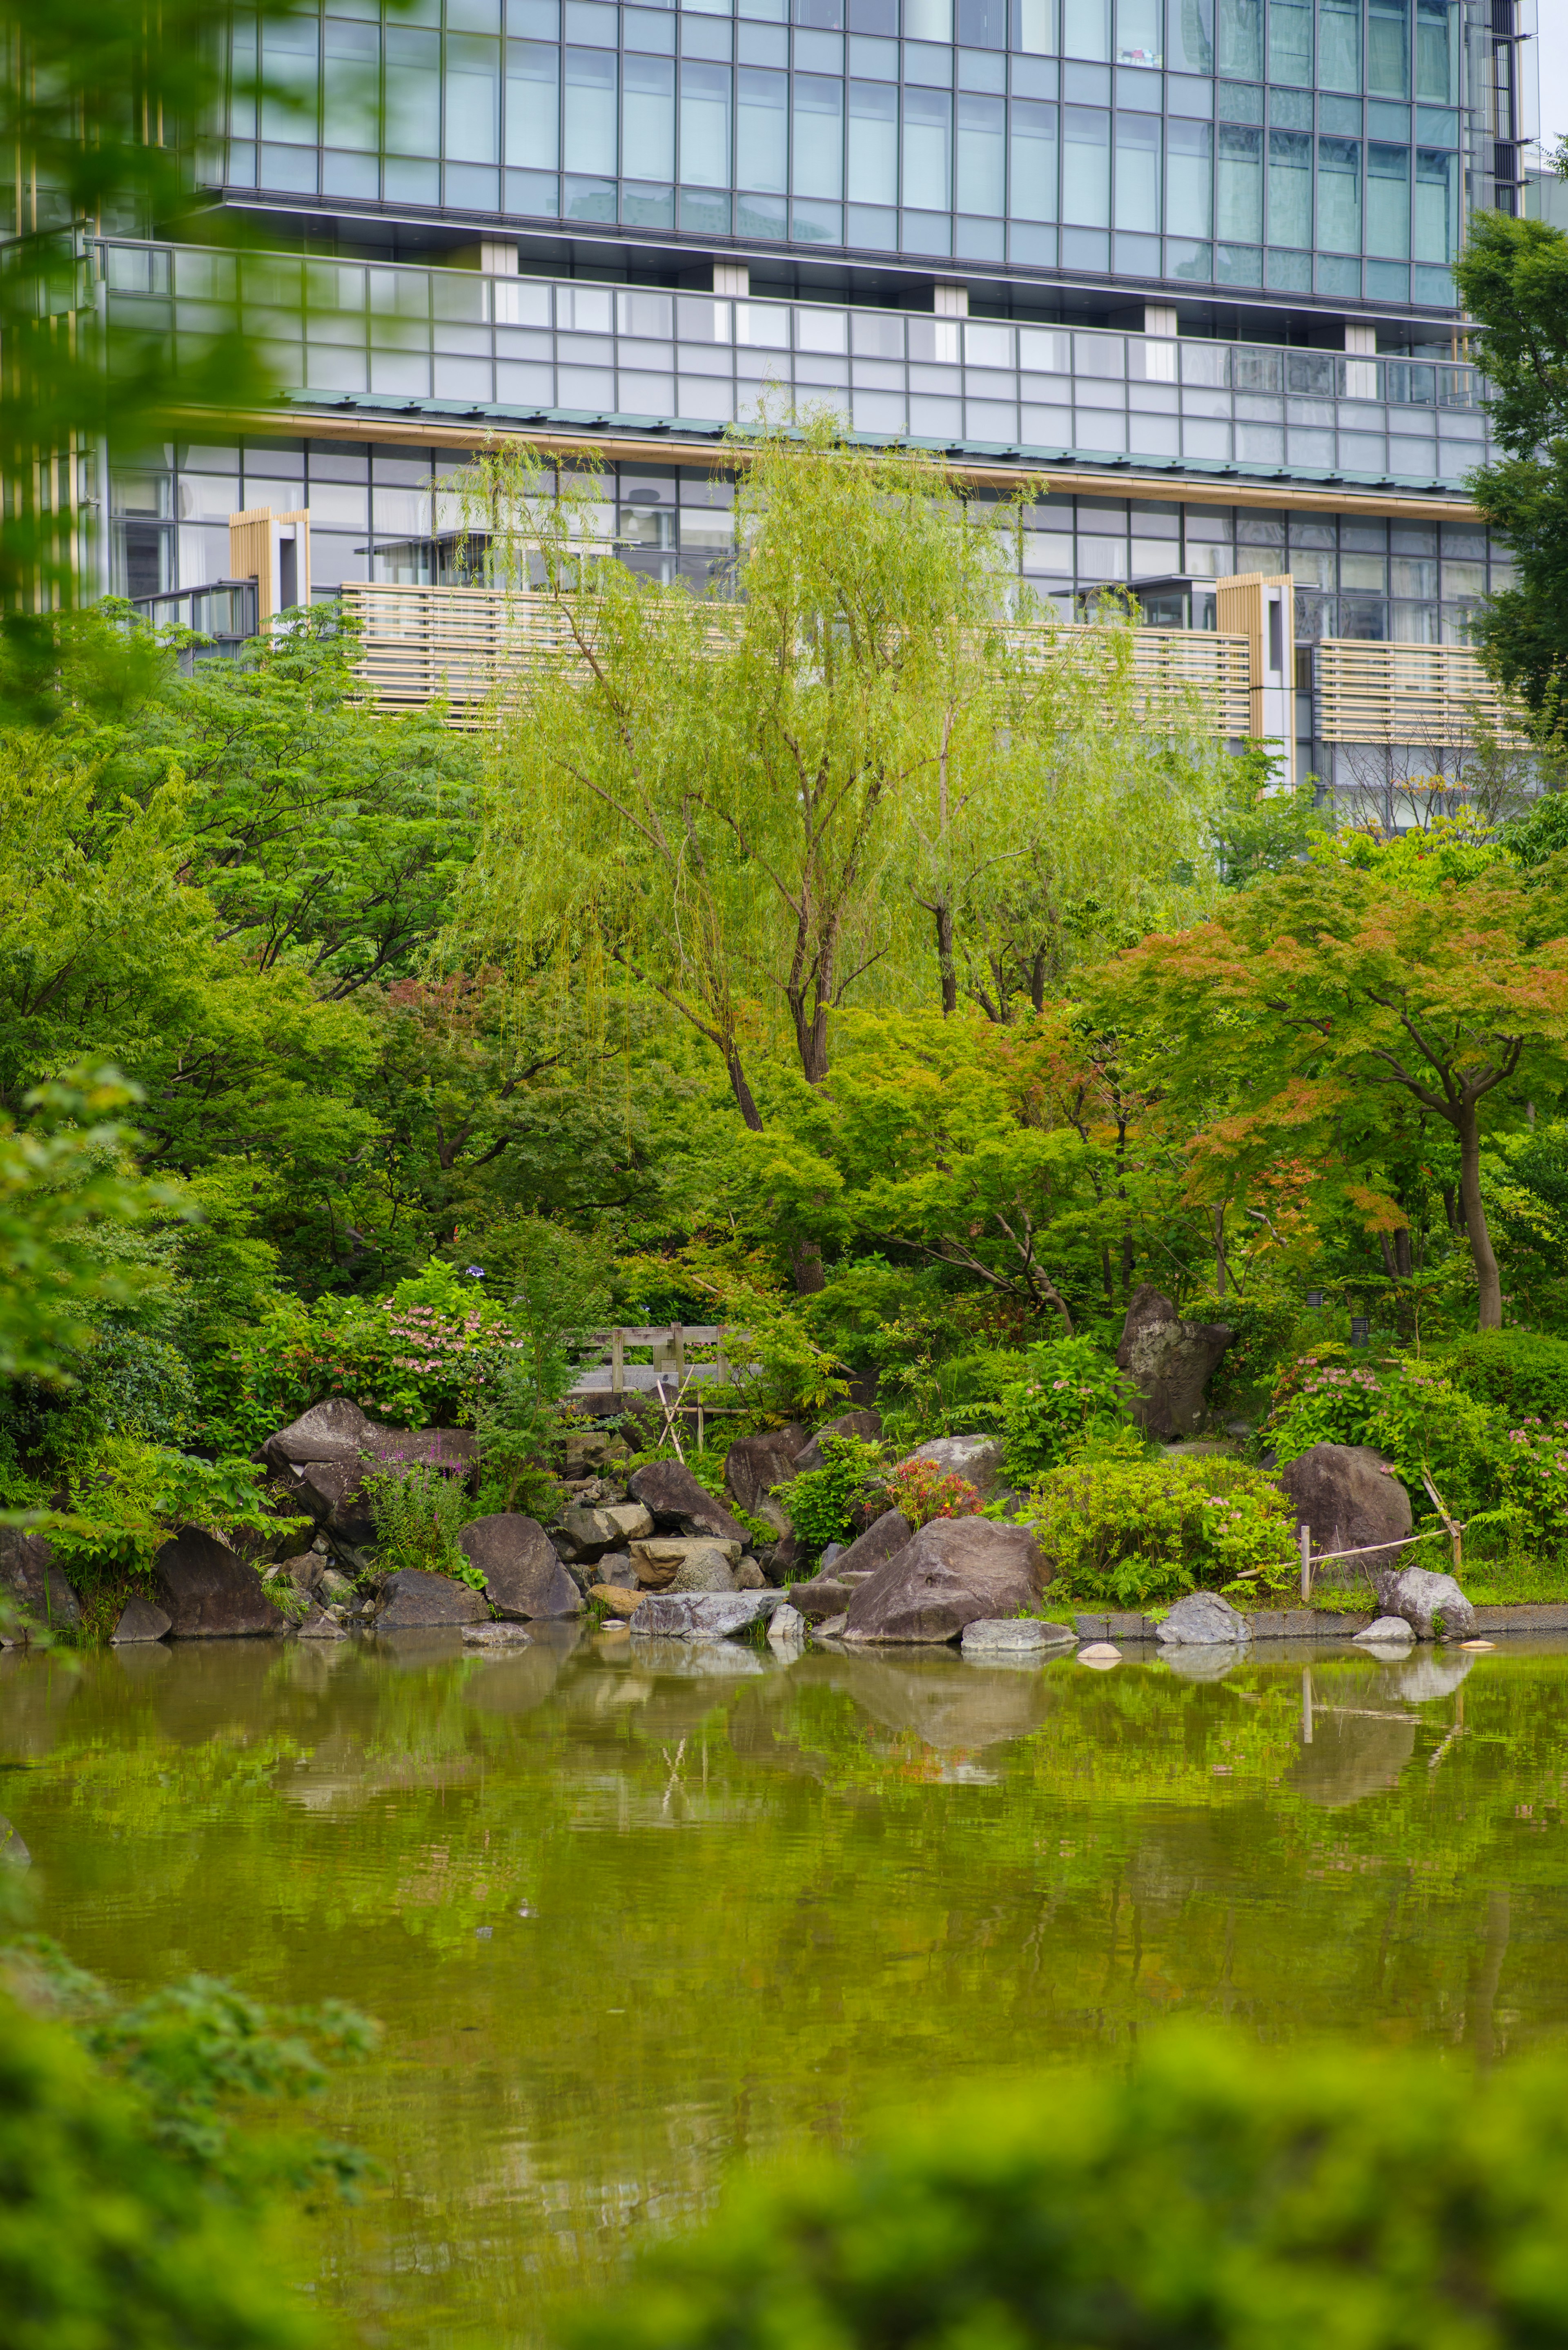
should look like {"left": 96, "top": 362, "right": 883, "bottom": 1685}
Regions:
{"left": 2, "top": 1629, "right": 1566, "bottom": 2350}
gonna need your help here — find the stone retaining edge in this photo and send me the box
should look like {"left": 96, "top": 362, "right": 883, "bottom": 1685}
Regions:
{"left": 1065, "top": 1602, "right": 1568, "bottom": 1642}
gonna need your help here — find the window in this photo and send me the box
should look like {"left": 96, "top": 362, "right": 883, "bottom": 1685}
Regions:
{"left": 1116, "top": 0, "right": 1161, "bottom": 68}
{"left": 507, "top": 42, "right": 559, "bottom": 168}
{"left": 1415, "top": 0, "right": 1458, "bottom": 102}
{"left": 323, "top": 20, "right": 378, "bottom": 152}
{"left": 1217, "top": 0, "right": 1261, "bottom": 78}
{"left": 1317, "top": 135, "right": 1359, "bottom": 251}
{"left": 903, "top": 87, "right": 952, "bottom": 207}
{"left": 793, "top": 74, "right": 844, "bottom": 196}
{"left": 261, "top": 15, "right": 318, "bottom": 145}
{"left": 1317, "top": 0, "right": 1359, "bottom": 90}
{"left": 1009, "top": 98, "right": 1057, "bottom": 219}
{"left": 739, "top": 69, "right": 788, "bottom": 192}
{"left": 386, "top": 26, "right": 441, "bottom": 154}
{"left": 958, "top": 92, "right": 1006, "bottom": 214}
{"left": 1269, "top": 0, "right": 1311, "bottom": 83}
{"left": 1114, "top": 110, "right": 1159, "bottom": 229}
{"left": 564, "top": 48, "right": 616, "bottom": 173}
{"left": 1414, "top": 146, "right": 1455, "bottom": 261}
{"left": 1268, "top": 127, "right": 1310, "bottom": 244}
{"left": 1367, "top": 141, "right": 1409, "bottom": 256}
{"left": 623, "top": 54, "right": 675, "bottom": 178}
{"left": 446, "top": 34, "right": 500, "bottom": 162}
{"left": 1166, "top": 117, "right": 1211, "bottom": 237}
{"left": 1063, "top": 0, "right": 1110, "bottom": 60}
{"left": 1217, "top": 123, "right": 1261, "bottom": 239}
{"left": 1062, "top": 105, "right": 1109, "bottom": 226}
{"left": 1368, "top": 0, "right": 1409, "bottom": 96}
{"left": 1168, "top": 0, "right": 1213, "bottom": 73}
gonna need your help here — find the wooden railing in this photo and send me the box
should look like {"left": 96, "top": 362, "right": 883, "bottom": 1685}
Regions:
{"left": 340, "top": 580, "right": 1252, "bottom": 734}
{"left": 1313, "top": 638, "right": 1528, "bottom": 748}
{"left": 567, "top": 1324, "right": 756, "bottom": 1403}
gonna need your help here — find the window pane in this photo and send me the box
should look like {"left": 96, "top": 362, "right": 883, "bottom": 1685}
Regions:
{"left": 1114, "top": 110, "right": 1159, "bottom": 230}
{"left": 1269, "top": 0, "right": 1310, "bottom": 81}
{"left": 1012, "top": 0, "right": 1057, "bottom": 53}
{"left": 1414, "top": 145, "right": 1455, "bottom": 261}
{"left": 1216, "top": 122, "right": 1260, "bottom": 238}
{"left": 1317, "top": 0, "right": 1359, "bottom": 90}
{"left": 1368, "top": 0, "right": 1409, "bottom": 95}
{"left": 680, "top": 60, "right": 731, "bottom": 187}
{"left": 261, "top": 17, "right": 318, "bottom": 145}
{"left": 446, "top": 34, "right": 500, "bottom": 163}
{"left": 564, "top": 47, "right": 616, "bottom": 174}
{"left": 1169, "top": 0, "right": 1213, "bottom": 74}
{"left": 1267, "top": 127, "right": 1310, "bottom": 243}
{"left": 323, "top": 21, "right": 378, "bottom": 152}
{"left": 1062, "top": 105, "right": 1109, "bottom": 226}
{"left": 506, "top": 41, "right": 559, "bottom": 167}
{"left": 1063, "top": 0, "right": 1110, "bottom": 58}
{"left": 902, "top": 87, "right": 952, "bottom": 208}
{"left": 1166, "top": 116, "right": 1211, "bottom": 236}
{"left": 1317, "top": 134, "right": 1359, "bottom": 250}
{"left": 1009, "top": 97, "right": 1057, "bottom": 220}
{"left": 849, "top": 79, "right": 897, "bottom": 202}
{"left": 624, "top": 53, "right": 674, "bottom": 178}
{"left": 793, "top": 73, "right": 843, "bottom": 198}
{"left": 1116, "top": 0, "right": 1162, "bottom": 68}
{"left": 1367, "top": 140, "right": 1409, "bottom": 254}
{"left": 1415, "top": 0, "right": 1458, "bottom": 101}
{"left": 386, "top": 27, "right": 441, "bottom": 153}
{"left": 958, "top": 91, "right": 1005, "bottom": 214}
{"left": 1217, "top": 0, "right": 1260, "bottom": 78}
{"left": 739, "top": 68, "right": 788, "bottom": 193}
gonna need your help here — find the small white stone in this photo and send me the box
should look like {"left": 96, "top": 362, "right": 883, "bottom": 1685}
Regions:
{"left": 1457, "top": 1639, "right": 1496, "bottom": 1651}
{"left": 767, "top": 1603, "right": 806, "bottom": 1644}
{"left": 1078, "top": 1642, "right": 1121, "bottom": 1668}
{"left": 1353, "top": 1616, "right": 1415, "bottom": 1647}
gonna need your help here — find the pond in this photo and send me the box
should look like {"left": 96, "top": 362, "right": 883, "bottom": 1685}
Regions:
{"left": 4, "top": 1625, "right": 1568, "bottom": 2346}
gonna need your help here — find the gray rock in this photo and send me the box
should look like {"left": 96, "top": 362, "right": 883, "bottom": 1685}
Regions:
{"left": 898, "top": 1434, "right": 1007, "bottom": 1503}
{"left": 786, "top": 1573, "right": 859, "bottom": 1622}
{"left": 284, "top": 1456, "right": 380, "bottom": 1547}
{"left": 1277, "top": 1442, "right": 1413, "bottom": 1584}
{"left": 724, "top": 1427, "right": 808, "bottom": 1513}
{"left": 833, "top": 1507, "right": 914, "bottom": 1579}
{"left": 1354, "top": 1615, "right": 1416, "bottom": 1647}
{"left": 604, "top": 1501, "right": 654, "bottom": 1543}
{"left": 262, "top": 1395, "right": 381, "bottom": 1471}
{"left": 152, "top": 1529, "right": 281, "bottom": 1638}
{"left": 813, "top": 1612, "right": 849, "bottom": 1641}
{"left": 819, "top": 1541, "right": 846, "bottom": 1570}
{"left": 110, "top": 1595, "right": 172, "bottom": 1644}
{"left": 668, "top": 1544, "right": 737, "bottom": 1594}
{"left": 316, "top": 1565, "right": 358, "bottom": 1605}
{"left": 767, "top": 1602, "right": 806, "bottom": 1643}
{"left": 370, "top": 1428, "right": 479, "bottom": 1482}
{"left": 557, "top": 1503, "right": 621, "bottom": 1560}
{"left": 372, "top": 1567, "right": 490, "bottom": 1630}
{"left": 734, "top": 1558, "right": 767, "bottom": 1591}
{"left": 263, "top": 1404, "right": 476, "bottom": 1544}
{"left": 459, "top": 1514, "right": 582, "bottom": 1619}
{"left": 1371, "top": 1564, "right": 1475, "bottom": 1643}
{"left": 627, "top": 1460, "right": 751, "bottom": 1544}
{"left": 461, "top": 1621, "right": 539, "bottom": 1646}
{"left": 1154, "top": 1591, "right": 1252, "bottom": 1645}
{"left": 629, "top": 1534, "right": 742, "bottom": 1588}
{"left": 843, "top": 1519, "right": 1047, "bottom": 1645}
{"left": 276, "top": 1552, "right": 322, "bottom": 1594}
{"left": 630, "top": 1589, "right": 783, "bottom": 1640}
{"left": 1116, "top": 1283, "right": 1233, "bottom": 1439}
{"left": 0, "top": 1527, "right": 80, "bottom": 1631}
{"left": 791, "top": 1410, "right": 883, "bottom": 1475}
{"left": 297, "top": 1605, "right": 350, "bottom": 1641}
{"left": 960, "top": 1616, "right": 1076, "bottom": 1657}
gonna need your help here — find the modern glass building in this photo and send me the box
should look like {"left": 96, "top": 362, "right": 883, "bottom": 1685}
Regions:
{"left": 65, "top": 0, "right": 1540, "bottom": 790}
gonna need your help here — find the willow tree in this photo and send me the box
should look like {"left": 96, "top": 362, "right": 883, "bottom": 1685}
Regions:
{"left": 454, "top": 417, "right": 1018, "bottom": 1123}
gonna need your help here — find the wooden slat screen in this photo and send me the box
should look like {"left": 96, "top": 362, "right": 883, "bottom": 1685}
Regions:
{"left": 1314, "top": 639, "right": 1528, "bottom": 748}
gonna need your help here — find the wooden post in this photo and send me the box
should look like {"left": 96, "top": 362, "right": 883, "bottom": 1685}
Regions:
{"left": 611, "top": 1327, "right": 624, "bottom": 1396}
{"left": 1299, "top": 1523, "right": 1312, "bottom": 1602}
{"left": 1301, "top": 1668, "right": 1314, "bottom": 1745}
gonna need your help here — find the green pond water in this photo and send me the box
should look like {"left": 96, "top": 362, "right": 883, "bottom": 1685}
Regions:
{"left": 4, "top": 1624, "right": 1568, "bottom": 2346}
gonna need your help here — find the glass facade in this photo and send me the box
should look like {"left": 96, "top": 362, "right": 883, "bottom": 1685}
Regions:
{"left": 100, "top": 241, "right": 1488, "bottom": 492}
{"left": 219, "top": 0, "right": 1466, "bottom": 302}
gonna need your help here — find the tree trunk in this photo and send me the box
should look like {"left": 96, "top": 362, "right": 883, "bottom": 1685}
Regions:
{"left": 1394, "top": 1226, "right": 1413, "bottom": 1280}
{"left": 1211, "top": 1204, "right": 1227, "bottom": 1296}
{"left": 933, "top": 899, "right": 958, "bottom": 1016}
{"left": 1456, "top": 1104, "right": 1503, "bottom": 1330}
{"left": 790, "top": 1238, "right": 826, "bottom": 1295}
{"left": 727, "top": 1046, "right": 765, "bottom": 1133}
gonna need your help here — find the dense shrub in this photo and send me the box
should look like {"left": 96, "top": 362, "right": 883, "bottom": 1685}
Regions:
{"left": 780, "top": 1434, "right": 886, "bottom": 1557}
{"left": 999, "top": 1339, "right": 1135, "bottom": 1483}
{"left": 1440, "top": 1328, "right": 1568, "bottom": 1422}
{"left": 1265, "top": 1351, "right": 1507, "bottom": 1525}
{"left": 1183, "top": 1282, "right": 1303, "bottom": 1412}
{"left": 880, "top": 1458, "right": 980, "bottom": 1530}
{"left": 363, "top": 1457, "right": 477, "bottom": 1585}
{"left": 1025, "top": 1456, "right": 1297, "bottom": 1606}
{"left": 559, "top": 2029, "right": 1568, "bottom": 2350}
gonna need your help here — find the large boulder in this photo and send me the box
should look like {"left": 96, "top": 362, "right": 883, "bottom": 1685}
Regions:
{"left": 262, "top": 1400, "right": 476, "bottom": 1543}
{"left": 1115, "top": 1284, "right": 1234, "bottom": 1438}
{"left": 0, "top": 1527, "right": 80, "bottom": 1630}
{"left": 667, "top": 1545, "right": 737, "bottom": 1594}
{"left": 842, "top": 1519, "right": 1047, "bottom": 1645}
{"left": 724, "top": 1426, "right": 808, "bottom": 1513}
{"left": 628, "top": 1460, "right": 751, "bottom": 1544}
{"left": 791, "top": 1411, "right": 883, "bottom": 1476}
{"left": 631, "top": 1590, "right": 784, "bottom": 1641}
{"left": 960, "top": 1616, "right": 1075, "bottom": 1658}
{"left": 151, "top": 1528, "right": 281, "bottom": 1638}
{"left": 1276, "top": 1442, "right": 1412, "bottom": 1582}
{"left": 831, "top": 1507, "right": 913, "bottom": 1579}
{"left": 1154, "top": 1590, "right": 1252, "bottom": 1646}
{"left": 458, "top": 1515, "right": 582, "bottom": 1620}
{"left": 895, "top": 1435, "right": 1006, "bottom": 1503}
{"left": 261, "top": 1395, "right": 381, "bottom": 1471}
{"left": 372, "top": 1567, "right": 490, "bottom": 1630}
{"left": 1371, "top": 1565, "right": 1476, "bottom": 1643}
{"left": 287, "top": 1458, "right": 380, "bottom": 1547}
